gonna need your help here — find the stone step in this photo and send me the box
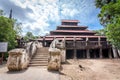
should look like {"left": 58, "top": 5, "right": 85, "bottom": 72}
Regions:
{"left": 29, "top": 63, "right": 47, "bottom": 66}
{"left": 36, "top": 53, "right": 49, "bottom": 55}
{"left": 29, "top": 47, "right": 49, "bottom": 67}
{"left": 37, "top": 48, "right": 49, "bottom": 53}
{"left": 30, "top": 61, "right": 48, "bottom": 64}
{"left": 32, "top": 57, "right": 48, "bottom": 59}
{"left": 35, "top": 54, "right": 48, "bottom": 56}
{"left": 31, "top": 58, "right": 48, "bottom": 61}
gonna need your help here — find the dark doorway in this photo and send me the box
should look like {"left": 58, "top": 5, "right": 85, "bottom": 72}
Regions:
{"left": 94, "top": 49, "right": 99, "bottom": 58}
{"left": 66, "top": 50, "right": 74, "bottom": 59}
{"left": 90, "top": 49, "right": 99, "bottom": 58}
{"left": 77, "top": 49, "right": 86, "bottom": 59}
{"left": 102, "top": 49, "right": 109, "bottom": 58}
{"left": 90, "top": 49, "right": 94, "bottom": 58}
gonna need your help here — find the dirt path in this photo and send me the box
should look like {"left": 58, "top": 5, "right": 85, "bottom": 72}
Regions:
{"left": 60, "top": 59, "right": 120, "bottom": 80}
{"left": 0, "top": 65, "right": 60, "bottom": 80}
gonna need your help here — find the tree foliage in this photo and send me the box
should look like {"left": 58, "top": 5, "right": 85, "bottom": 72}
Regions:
{"left": 95, "top": 0, "right": 117, "bottom": 8}
{"left": 95, "top": 0, "right": 120, "bottom": 49}
{"left": 0, "top": 10, "right": 22, "bottom": 50}
{"left": 24, "top": 32, "right": 35, "bottom": 41}
{"left": 106, "top": 17, "right": 120, "bottom": 49}
{"left": 93, "top": 29, "right": 106, "bottom": 36}
{"left": 0, "top": 16, "right": 17, "bottom": 50}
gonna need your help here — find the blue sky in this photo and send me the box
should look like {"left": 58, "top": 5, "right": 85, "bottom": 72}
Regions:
{"left": 0, "top": 0, "right": 103, "bottom": 36}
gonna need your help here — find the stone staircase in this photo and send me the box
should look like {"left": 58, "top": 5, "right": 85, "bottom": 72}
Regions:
{"left": 29, "top": 47, "right": 49, "bottom": 67}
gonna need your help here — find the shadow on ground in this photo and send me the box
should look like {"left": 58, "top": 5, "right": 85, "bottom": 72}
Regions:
{"left": 6, "top": 68, "right": 28, "bottom": 74}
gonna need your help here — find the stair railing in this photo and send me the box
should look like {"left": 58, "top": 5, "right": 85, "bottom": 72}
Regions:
{"left": 48, "top": 38, "right": 65, "bottom": 71}
{"left": 7, "top": 41, "right": 42, "bottom": 71}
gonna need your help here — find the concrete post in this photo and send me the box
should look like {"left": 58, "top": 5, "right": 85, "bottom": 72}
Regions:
{"left": 86, "top": 37, "right": 90, "bottom": 58}
{"left": 73, "top": 37, "right": 77, "bottom": 59}
{"left": 99, "top": 48, "right": 102, "bottom": 58}
{"left": 86, "top": 49, "right": 90, "bottom": 58}
{"left": 98, "top": 37, "right": 101, "bottom": 47}
{"left": 98, "top": 37, "right": 102, "bottom": 58}
{"left": 112, "top": 45, "right": 118, "bottom": 58}
{"left": 118, "top": 49, "right": 120, "bottom": 57}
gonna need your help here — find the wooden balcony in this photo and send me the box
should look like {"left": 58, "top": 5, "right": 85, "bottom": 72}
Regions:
{"left": 66, "top": 41, "right": 110, "bottom": 49}
{"left": 66, "top": 41, "right": 74, "bottom": 49}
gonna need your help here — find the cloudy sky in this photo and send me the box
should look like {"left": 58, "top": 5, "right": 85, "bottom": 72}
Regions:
{"left": 0, "top": 0, "right": 103, "bottom": 36}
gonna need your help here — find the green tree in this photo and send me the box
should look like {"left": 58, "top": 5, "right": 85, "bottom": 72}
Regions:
{"left": 24, "top": 32, "right": 35, "bottom": 41}
{"left": 93, "top": 29, "right": 106, "bottom": 36}
{"left": 95, "top": 0, "right": 116, "bottom": 8}
{"left": 0, "top": 16, "right": 17, "bottom": 50}
{"left": 95, "top": 0, "right": 120, "bottom": 49}
{"left": 106, "top": 17, "right": 120, "bottom": 49}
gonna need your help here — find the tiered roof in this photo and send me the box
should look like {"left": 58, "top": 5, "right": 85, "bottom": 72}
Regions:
{"left": 38, "top": 20, "right": 106, "bottom": 41}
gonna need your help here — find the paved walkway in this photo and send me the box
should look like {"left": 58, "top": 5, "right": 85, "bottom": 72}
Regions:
{"left": 0, "top": 64, "right": 60, "bottom": 80}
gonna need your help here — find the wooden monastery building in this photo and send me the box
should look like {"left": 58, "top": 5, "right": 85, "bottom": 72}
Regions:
{"left": 37, "top": 20, "right": 113, "bottom": 59}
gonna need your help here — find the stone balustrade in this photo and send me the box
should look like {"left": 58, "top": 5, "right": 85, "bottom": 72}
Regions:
{"left": 7, "top": 41, "right": 42, "bottom": 71}
{"left": 48, "top": 38, "right": 65, "bottom": 71}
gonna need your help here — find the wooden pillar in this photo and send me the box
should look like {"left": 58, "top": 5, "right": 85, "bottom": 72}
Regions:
{"left": 64, "top": 37, "right": 66, "bottom": 48}
{"left": 43, "top": 37, "right": 45, "bottom": 47}
{"left": 86, "top": 37, "right": 90, "bottom": 58}
{"left": 73, "top": 37, "right": 77, "bottom": 59}
{"left": 108, "top": 48, "right": 112, "bottom": 58}
{"left": 98, "top": 37, "right": 102, "bottom": 58}
{"left": 99, "top": 48, "right": 102, "bottom": 58}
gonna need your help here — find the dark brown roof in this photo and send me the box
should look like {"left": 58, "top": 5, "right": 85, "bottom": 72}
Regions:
{"left": 36, "top": 37, "right": 82, "bottom": 41}
{"left": 58, "top": 25, "right": 88, "bottom": 28}
{"left": 45, "top": 35, "right": 106, "bottom": 38}
{"left": 51, "top": 30, "right": 96, "bottom": 33}
{"left": 62, "top": 20, "right": 79, "bottom": 23}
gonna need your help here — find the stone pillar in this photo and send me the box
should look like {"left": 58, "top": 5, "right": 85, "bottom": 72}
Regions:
{"left": 98, "top": 37, "right": 102, "bottom": 58}
{"left": 108, "top": 48, "right": 112, "bottom": 58}
{"left": 112, "top": 45, "right": 118, "bottom": 58}
{"left": 99, "top": 48, "right": 102, "bottom": 58}
{"left": 118, "top": 49, "right": 120, "bottom": 57}
{"left": 86, "top": 37, "right": 90, "bottom": 58}
{"left": 86, "top": 49, "right": 90, "bottom": 58}
{"left": 73, "top": 37, "right": 77, "bottom": 59}
{"left": 98, "top": 37, "right": 101, "bottom": 47}
{"left": 61, "top": 37, "right": 66, "bottom": 63}
{"left": 74, "top": 49, "right": 77, "bottom": 59}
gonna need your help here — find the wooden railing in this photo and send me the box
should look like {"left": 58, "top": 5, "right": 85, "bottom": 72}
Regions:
{"left": 100, "top": 41, "right": 111, "bottom": 48}
{"left": 66, "top": 41, "right": 74, "bottom": 49}
{"left": 76, "top": 41, "right": 86, "bottom": 49}
{"left": 66, "top": 41, "right": 110, "bottom": 49}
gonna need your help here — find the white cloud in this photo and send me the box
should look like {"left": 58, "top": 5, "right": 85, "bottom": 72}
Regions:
{"left": 3, "top": 0, "right": 103, "bottom": 36}
{"left": 9, "top": 0, "right": 60, "bottom": 36}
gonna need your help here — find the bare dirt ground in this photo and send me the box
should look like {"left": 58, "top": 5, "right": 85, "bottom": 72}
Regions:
{"left": 60, "top": 59, "right": 120, "bottom": 80}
